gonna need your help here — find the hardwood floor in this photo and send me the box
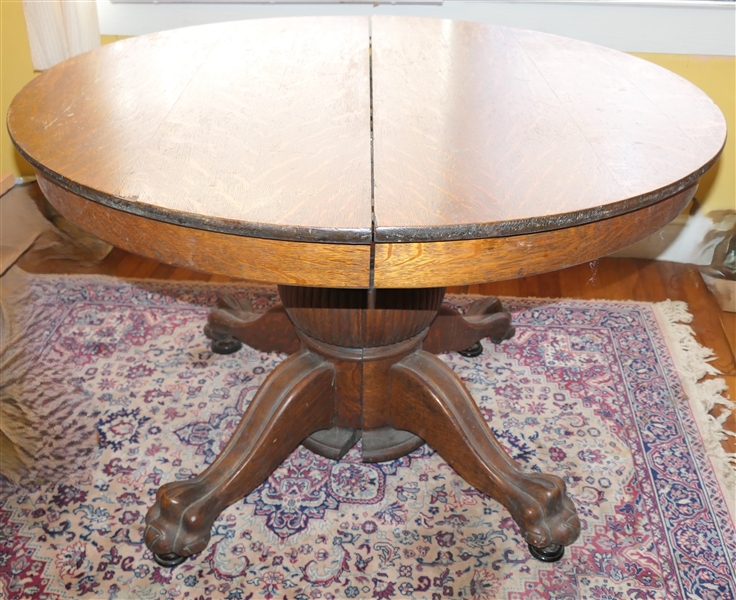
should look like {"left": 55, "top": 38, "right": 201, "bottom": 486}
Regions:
{"left": 20, "top": 249, "right": 735, "bottom": 456}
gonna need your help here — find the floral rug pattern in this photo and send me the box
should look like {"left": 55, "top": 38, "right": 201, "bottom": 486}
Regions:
{"left": 1, "top": 277, "right": 734, "bottom": 600}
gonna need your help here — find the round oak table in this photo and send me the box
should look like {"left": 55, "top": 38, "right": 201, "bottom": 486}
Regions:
{"left": 8, "top": 16, "right": 726, "bottom": 566}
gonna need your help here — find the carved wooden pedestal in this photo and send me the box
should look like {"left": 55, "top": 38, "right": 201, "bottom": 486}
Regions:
{"left": 144, "top": 287, "right": 580, "bottom": 567}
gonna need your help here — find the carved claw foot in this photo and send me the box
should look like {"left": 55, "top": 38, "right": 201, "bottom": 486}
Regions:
{"left": 505, "top": 472, "right": 580, "bottom": 551}
{"left": 144, "top": 479, "right": 216, "bottom": 559}
{"left": 205, "top": 294, "right": 300, "bottom": 354}
{"left": 389, "top": 351, "right": 580, "bottom": 558}
{"left": 466, "top": 296, "right": 516, "bottom": 344}
{"left": 144, "top": 351, "right": 336, "bottom": 563}
{"left": 424, "top": 296, "right": 516, "bottom": 355}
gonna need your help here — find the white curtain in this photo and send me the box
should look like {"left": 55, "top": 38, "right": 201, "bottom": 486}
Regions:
{"left": 22, "top": 0, "right": 100, "bottom": 71}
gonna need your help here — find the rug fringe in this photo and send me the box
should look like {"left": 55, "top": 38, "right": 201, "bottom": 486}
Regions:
{"left": 654, "top": 299, "right": 736, "bottom": 503}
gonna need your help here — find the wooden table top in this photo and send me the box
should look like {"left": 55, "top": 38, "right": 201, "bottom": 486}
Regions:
{"left": 9, "top": 18, "right": 373, "bottom": 244}
{"left": 8, "top": 16, "right": 726, "bottom": 288}
{"left": 372, "top": 17, "right": 725, "bottom": 242}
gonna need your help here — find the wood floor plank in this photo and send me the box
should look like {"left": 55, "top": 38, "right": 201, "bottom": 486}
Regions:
{"left": 169, "top": 267, "right": 211, "bottom": 282}
{"left": 722, "top": 312, "right": 736, "bottom": 363}
{"left": 209, "top": 274, "right": 240, "bottom": 284}
{"left": 611, "top": 257, "right": 641, "bottom": 300}
{"left": 115, "top": 253, "right": 149, "bottom": 279}
{"left": 129, "top": 256, "right": 160, "bottom": 280}
{"left": 150, "top": 263, "right": 178, "bottom": 281}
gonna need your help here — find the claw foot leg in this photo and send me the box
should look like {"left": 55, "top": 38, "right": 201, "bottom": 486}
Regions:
{"left": 144, "top": 350, "right": 335, "bottom": 561}
{"left": 205, "top": 294, "right": 300, "bottom": 354}
{"left": 390, "top": 351, "right": 580, "bottom": 558}
{"left": 423, "top": 296, "right": 515, "bottom": 355}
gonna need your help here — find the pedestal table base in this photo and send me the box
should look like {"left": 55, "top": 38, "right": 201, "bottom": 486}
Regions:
{"left": 144, "top": 287, "right": 580, "bottom": 565}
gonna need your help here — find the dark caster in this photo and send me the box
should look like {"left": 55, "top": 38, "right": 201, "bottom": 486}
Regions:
{"left": 153, "top": 552, "right": 188, "bottom": 568}
{"left": 210, "top": 335, "right": 243, "bottom": 355}
{"left": 528, "top": 543, "right": 565, "bottom": 563}
{"left": 458, "top": 341, "right": 484, "bottom": 357}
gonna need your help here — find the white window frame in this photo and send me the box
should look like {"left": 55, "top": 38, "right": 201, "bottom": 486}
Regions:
{"left": 97, "top": 0, "right": 736, "bottom": 56}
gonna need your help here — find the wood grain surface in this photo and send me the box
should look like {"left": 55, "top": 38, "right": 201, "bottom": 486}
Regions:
{"left": 374, "top": 185, "right": 696, "bottom": 288}
{"left": 9, "top": 17, "right": 373, "bottom": 243}
{"left": 37, "top": 174, "right": 370, "bottom": 287}
{"left": 371, "top": 16, "right": 726, "bottom": 242}
{"left": 8, "top": 16, "right": 727, "bottom": 287}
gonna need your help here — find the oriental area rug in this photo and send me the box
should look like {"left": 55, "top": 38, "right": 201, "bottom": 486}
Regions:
{"left": 1, "top": 275, "right": 734, "bottom": 600}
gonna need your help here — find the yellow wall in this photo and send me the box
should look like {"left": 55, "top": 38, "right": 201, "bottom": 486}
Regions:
{"left": 1, "top": 0, "right": 36, "bottom": 177}
{"left": 2, "top": 12, "right": 734, "bottom": 213}
{"left": 0, "top": 3, "right": 124, "bottom": 179}
{"left": 632, "top": 53, "right": 735, "bottom": 214}
{"left": 100, "top": 35, "right": 129, "bottom": 45}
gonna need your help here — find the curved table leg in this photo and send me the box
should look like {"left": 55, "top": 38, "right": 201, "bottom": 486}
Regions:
{"left": 390, "top": 351, "right": 580, "bottom": 557}
{"left": 144, "top": 350, "right": 335, "bottom": 563}
{"left": 423, "top": 297, "right": 516, "bottom": 356}
{"left": 204, "top": 295, "right": 300, "bottom": 355}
